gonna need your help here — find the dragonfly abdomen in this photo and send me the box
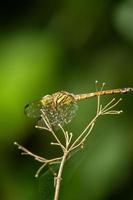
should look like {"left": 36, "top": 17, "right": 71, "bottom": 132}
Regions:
{"left": 75, "top": 88, "right": 133, "bottom": 101}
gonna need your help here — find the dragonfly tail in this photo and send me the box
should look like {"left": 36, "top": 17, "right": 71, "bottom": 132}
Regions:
{"left": 75, "top": 88, "right": 133, "bottom": 101}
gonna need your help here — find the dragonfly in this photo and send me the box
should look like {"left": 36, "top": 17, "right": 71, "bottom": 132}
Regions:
{"left": 25, "top": 87, "right": 133, "bottom": 129}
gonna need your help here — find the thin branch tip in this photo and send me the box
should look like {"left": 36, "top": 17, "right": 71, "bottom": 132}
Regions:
{"left": 35, "top": 174, "right": 38, "bottom": 178}
{"left": 14, "top": 141, "right": 17, "bottom": 145}
{"left": 118, "top": 110, "right": 123, "bottom": 114}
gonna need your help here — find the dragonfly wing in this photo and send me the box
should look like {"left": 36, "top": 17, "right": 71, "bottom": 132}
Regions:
{"left": 60, "top": 102, "right": 78, "bottom": 124}
{"left": 37, "top": 102, "right": 78, "bottom": 129}
{"left": 25, "top": 95, "right": 78, "bottom": 129}
{"left": 24, "top": 100, "right": 42, "bottom": 118}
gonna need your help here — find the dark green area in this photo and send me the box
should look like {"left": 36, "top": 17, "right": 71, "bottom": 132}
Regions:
{"left": 0, "top": 0, "right": 133, "bottom": 199}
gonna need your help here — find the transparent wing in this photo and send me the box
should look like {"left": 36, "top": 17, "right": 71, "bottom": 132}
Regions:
{"left": 25, "top": 98, "right": 78, "bottom": 129}
{"left": 39, "top": 101, "right": 78, "bottom": 129}
{"left": 24, "top": 100, "right": 42, "bottom": 118}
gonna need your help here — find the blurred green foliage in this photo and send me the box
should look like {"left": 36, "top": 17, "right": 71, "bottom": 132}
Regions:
{"left": 0, "top": 0, "right": 133, "bottom": 200}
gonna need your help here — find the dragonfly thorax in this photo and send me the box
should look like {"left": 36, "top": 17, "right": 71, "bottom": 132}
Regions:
{"left": 41, "top": 91, "right": 76, "bottom": 108}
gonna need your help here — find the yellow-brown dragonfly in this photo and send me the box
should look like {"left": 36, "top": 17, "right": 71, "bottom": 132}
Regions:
{"left": 25, "top": 87, "right": 133, "bottom": 128}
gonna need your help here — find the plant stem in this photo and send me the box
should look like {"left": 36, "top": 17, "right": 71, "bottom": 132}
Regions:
{"left": 69, "top": 113, "right": 100, "bottom": 151}
{"left": 54, "top": 151, "right": 68, "bottom": 200}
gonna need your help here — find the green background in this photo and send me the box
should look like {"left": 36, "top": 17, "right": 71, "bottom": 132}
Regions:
{"left": 0, "top": 0, "right": 133, "bottom": 199}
